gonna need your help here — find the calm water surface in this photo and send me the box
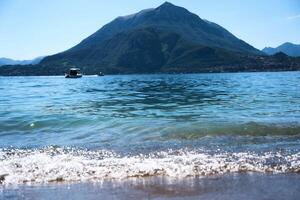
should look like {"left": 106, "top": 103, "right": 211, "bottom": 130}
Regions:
{"left": 0, "top": 72, "right": 299, "bottom": 185}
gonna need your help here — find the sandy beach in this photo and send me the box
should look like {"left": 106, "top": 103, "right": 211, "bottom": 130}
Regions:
{"left": 1, "top": 173, "right": 300, "bottom": 200}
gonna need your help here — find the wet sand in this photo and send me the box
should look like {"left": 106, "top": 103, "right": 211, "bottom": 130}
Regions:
{"left": 1, "top": 173, "right": 300, "bottom": 200}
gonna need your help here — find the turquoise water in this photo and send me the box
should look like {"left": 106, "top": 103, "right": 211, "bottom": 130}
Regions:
{"left": 0, "top": 72, "right": 299, "bottom": 184}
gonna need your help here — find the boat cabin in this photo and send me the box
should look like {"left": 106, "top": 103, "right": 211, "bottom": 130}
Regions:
{"left": 65, "top": 68, "right": 82, "bottom": 78}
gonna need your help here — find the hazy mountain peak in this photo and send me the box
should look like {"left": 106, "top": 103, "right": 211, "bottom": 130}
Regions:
{"left": 154, "top": 1, "right": 196, "bottom": 19}
{"left": 117, "top": 2, "right": 180, "bottom": 21}
{"left": 115, "top": 2, "right": 188, "bottom": 24}
{"left": 279, "top": 42, "right": 299, "bottom": 48}
{"left": 118, "top": 8, "right": 154, "bottom": 20}
{"left": 161, "top": 1, "right": 174, "bottom": 6}
{"left": 262, "top": 42, "right": 300, "bottom": 57}
{"left": 283, "top": 42, "right": 293, "bottom": 45}
{"left": 157, "top": 1, "right": 178, "bottom": 9}
{"left": 0, "top": 56, "right": 45, "bottom": 66}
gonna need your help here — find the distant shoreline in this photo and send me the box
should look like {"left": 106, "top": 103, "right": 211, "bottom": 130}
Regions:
{"left": 0, "top": 68, "right": 299, "bottom": 77}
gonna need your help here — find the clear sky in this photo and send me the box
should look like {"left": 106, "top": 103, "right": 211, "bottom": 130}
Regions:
{"left": 0, "top": 0, "right": 299, "bottom": 60}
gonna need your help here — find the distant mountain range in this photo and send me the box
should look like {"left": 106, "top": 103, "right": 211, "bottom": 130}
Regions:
{"left": 0, "top": 56, "right": 44, "bottom": 66}
{"left": 0, "top": 2, "right": 299, "bottom": 75}
{"left": 262, "top": 43, "right": 300, "bottom": 57}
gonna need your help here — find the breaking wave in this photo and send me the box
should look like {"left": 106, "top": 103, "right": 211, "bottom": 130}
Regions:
{"left": 0, "top": 147, "right": 299, "bottom": 185}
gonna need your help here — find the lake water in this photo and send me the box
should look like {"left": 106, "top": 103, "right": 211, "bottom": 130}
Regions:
{"left": 0, "top": 72, "right": 299, "bottom": 187}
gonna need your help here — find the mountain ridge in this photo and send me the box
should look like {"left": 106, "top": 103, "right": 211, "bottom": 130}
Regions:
{"left": 0, "top": 56, "right": 44, "bottom": 66}
{"left": 262, "top": 42, "right": 300, "bottom": 57}
{"left": 62, "top": 2, "right": 261, "bottom": 55}
{"left": 39, "top": 1, "right": 264, "bottom": 74}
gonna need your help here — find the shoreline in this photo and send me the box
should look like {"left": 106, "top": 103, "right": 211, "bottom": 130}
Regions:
{"left": 1, "top": 173, "right": 300, "bottom": 200}
{"left": 0, "top": 70, "right": 300, "bottom": 77}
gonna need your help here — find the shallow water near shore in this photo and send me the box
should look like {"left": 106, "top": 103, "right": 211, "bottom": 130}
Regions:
{"left": 0, "top": 72, "right": 300, "bottom": 197}
{"left": 1, "top": 173, "right": 300, "bottom": 200}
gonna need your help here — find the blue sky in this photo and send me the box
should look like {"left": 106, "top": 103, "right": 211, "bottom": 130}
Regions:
{"left": 0, "top": 0, "right": 299, "bottom": 60}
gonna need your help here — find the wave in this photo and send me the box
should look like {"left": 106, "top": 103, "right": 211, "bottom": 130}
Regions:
{"left": 0, "top": 147, "right": 299, "bottom": 185}
{"left": 155, "top": 122, "right": 300, "bottom": 140}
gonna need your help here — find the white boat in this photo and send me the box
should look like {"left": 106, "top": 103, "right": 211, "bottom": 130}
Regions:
{"left": 65, "top": 68, "right": 82, "bottom": 78}
{"left": 97, "top": 72, "right": 104, "bottom": 76}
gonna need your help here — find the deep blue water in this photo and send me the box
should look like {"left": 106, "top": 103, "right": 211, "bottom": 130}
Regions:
{"left": 0, "top": 72, "right": 299, "bottom": 184}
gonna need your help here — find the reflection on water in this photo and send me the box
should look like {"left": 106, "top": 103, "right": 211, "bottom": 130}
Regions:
{"left": 0, "top": 72, "right": 299, "bottom": 151}
{"left": 0, "top": 72, "right": 300, "bottom": 185}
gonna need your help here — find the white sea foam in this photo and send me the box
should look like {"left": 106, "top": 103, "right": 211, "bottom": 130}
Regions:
{"left": 0, "top": 147, "right": 299, "bottom": 185}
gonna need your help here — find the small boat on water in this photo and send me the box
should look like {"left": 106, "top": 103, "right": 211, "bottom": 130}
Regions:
{"left": 65, "top": 68, "right": 82, "bottom": 78}
{"left": 97, "top": 72, "right": 104, "bottom": 76}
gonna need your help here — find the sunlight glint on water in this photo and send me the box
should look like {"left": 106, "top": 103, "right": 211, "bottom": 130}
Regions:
{"left": 0, "top": 72, "right": 300, "bottom": 184}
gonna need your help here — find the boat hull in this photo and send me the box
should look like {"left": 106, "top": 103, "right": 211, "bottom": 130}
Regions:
{"left": 65, "top": 74, "right": 82, "bottom": 78}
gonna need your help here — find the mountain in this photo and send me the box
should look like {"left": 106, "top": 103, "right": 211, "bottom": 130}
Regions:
{"left": 262, "top": 42, "right": 300, "bottom": 57}
{"left": 0, "top": 56, "right": 45, "bottom": 66}
{"left": 0, "top": 2, "right": 300, "bottom": 75}
{"left": 37, "top": 2, "right": 264, "bottom": 74}
{"left": 0, "top": 58, "right": 17, "bottom": 66}
{"left": 66, "top": 2, "right": 261, "bottom": 55}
